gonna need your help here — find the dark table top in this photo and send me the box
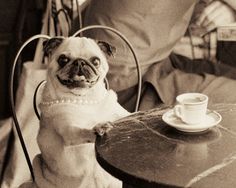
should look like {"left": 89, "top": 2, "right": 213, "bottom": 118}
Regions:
{"left": 95, "top": 104, "right": 236, "bottom": 188}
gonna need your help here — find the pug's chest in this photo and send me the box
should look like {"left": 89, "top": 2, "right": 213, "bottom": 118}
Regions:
{"left": 41, "top": 103, "right": 119, "bottom": 129}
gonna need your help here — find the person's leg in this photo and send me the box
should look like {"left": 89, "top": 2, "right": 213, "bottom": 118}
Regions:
{"left": 118, "top": 54, "right": 236, "bottom": 111}
{"left": 117, "top": 83, "right": 162, "bottom": 112}
{"left": 144, "top": 54, "right": 236, "bottom": 106}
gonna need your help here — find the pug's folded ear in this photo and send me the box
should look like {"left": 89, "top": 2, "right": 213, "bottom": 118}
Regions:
{"left": 97, "top": 41, "right": 116, "bottom": 57}
{"left": 43, "top": 37, "right": 64, "bottom": 57}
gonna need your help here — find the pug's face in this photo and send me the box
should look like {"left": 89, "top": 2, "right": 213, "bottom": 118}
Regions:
{"left": 43, "top": 37, "right": 115, "bottom": 95}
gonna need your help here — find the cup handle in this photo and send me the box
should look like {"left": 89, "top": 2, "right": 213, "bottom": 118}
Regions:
{"left": 174, "top": 104, "right": 183, "bottom": 118}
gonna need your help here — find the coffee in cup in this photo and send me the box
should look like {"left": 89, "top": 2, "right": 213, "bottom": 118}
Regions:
{"left": 174, "top": 93, "right": 208, "bottom": 125}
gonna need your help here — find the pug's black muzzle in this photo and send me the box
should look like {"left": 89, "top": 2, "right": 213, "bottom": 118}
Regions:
{"left": 57, "top": 58, "right": 100, "bottom": 89}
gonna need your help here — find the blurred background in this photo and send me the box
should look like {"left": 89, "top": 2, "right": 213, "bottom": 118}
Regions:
{"left": 0, "top": 0, "right": 46, "bottom": 119}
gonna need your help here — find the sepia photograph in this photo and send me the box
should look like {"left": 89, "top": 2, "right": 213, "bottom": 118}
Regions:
{"left": 1, "top": 0, "right": 236, "bottom": 187}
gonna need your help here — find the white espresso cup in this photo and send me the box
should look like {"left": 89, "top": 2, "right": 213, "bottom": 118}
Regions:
{"left": 174, "top": 93, "right": 208, "bottom": 125}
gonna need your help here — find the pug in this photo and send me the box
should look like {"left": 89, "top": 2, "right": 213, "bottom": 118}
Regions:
{"left": 20, "top": 37, "right": 130, "bottom": 188}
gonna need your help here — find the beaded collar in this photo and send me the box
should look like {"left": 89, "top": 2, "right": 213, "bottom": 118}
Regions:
{"left": 41, "top": 91, "right": 108, "bottom": 106}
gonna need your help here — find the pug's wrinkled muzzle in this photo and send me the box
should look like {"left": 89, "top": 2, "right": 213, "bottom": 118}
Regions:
{"left": 57, "top": 59, "right": 100, "bottom": 89}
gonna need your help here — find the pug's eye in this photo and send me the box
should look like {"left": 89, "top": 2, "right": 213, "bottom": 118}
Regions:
{"left": 58, "top": 54, "right": 70, "bottom": 67}
{"left": 91, "top": 57, "right": 100, "bottom": 67}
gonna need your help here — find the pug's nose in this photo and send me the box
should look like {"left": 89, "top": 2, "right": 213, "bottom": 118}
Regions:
{"left": 73, "top": 59, "right": 86, "bottom": 67}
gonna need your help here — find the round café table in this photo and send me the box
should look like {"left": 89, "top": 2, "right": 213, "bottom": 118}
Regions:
{"left": 95, "top": 104, "right": 236, "bottom": 188}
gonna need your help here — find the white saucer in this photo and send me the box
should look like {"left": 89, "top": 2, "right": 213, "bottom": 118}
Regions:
{"left": 162, "top": 109, "right": 222, "bottom": 133}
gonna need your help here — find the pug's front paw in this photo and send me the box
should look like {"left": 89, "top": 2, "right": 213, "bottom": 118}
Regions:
{"left": 93, "top": 122, "right": 114, "bottom": 136}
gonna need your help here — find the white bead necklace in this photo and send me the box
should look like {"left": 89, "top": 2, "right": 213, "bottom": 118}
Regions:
{"left": 41, "top": 92, "right": 108, "bottom": 106}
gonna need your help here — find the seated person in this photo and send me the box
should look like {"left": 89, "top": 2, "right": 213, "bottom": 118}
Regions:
{"left": 83, "top": 0, "right": 236, "bottom": 111}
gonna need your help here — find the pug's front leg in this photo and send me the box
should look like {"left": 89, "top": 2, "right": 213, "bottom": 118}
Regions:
{"left": 54, "top": 125, "right": 97, "bottom": 146}
{"left": 93, "top": 122, "right": 114, "bottom": 136}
